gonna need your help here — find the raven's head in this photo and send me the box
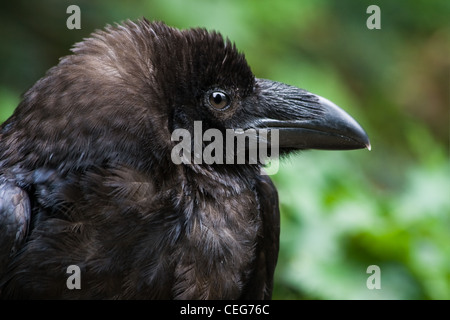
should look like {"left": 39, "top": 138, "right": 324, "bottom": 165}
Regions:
{"left": 1, "top": 19, "right": 369, "bottom": 175}
{"left": 136, "top": 20, "right": 370, "bottom": 168}
{"left": 141, "top": 20, "right": 370, "bottom": 159}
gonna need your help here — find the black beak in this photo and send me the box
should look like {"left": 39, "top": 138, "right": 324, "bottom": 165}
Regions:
{"left": 254, "top": 79, "right": 371, "bottom": 151}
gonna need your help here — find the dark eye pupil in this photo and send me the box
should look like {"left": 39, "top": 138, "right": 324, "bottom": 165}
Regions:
{"left": 213, "top": 92, "right": 224, "bottom": 104}
{"left": 209, "top": 91, "right": 230, "bottom": 109}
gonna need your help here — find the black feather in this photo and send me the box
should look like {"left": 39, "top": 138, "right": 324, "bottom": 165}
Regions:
{"left": 0, "top": 19, "right": 278, "bottom": 299}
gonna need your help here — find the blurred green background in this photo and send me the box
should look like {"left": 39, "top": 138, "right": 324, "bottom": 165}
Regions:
{"left": 0, "top": 0, "right": 448, "bottom": 300}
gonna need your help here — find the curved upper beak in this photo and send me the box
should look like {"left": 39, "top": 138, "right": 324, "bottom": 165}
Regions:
{"left": 253, "top": 79, "right": 371, "bottom": 151}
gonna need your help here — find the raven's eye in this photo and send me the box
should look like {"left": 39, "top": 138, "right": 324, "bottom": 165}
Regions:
{"left": 209, "top": 91, "right": 230, "bottom": 110}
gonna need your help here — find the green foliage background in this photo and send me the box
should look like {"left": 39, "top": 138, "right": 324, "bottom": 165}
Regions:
{"left": 0, "top": 0, "right": 448, "bottom": 299}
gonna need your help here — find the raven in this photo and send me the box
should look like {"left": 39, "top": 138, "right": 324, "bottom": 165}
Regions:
{"left": 0, "top": 19, "right": 370, "bottom": 299}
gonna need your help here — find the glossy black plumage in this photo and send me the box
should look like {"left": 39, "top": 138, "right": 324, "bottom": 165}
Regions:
{"left": 0, "top": 19, "right": 369, "bottom": 299}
